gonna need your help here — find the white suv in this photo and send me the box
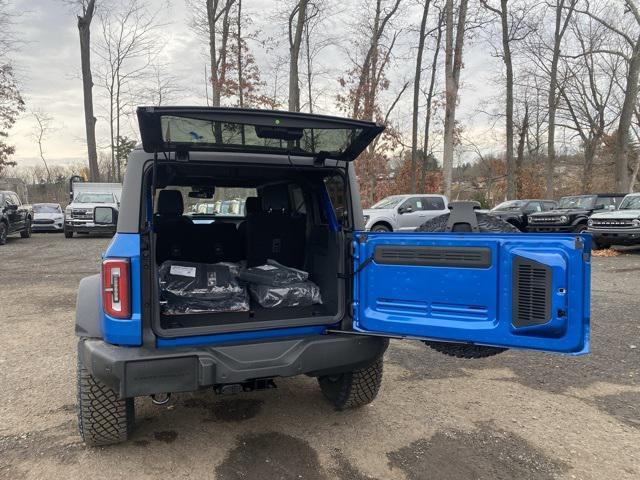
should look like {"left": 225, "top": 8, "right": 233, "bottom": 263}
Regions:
{"left": 363, "top": 194, "right": 449, "bottom": 231}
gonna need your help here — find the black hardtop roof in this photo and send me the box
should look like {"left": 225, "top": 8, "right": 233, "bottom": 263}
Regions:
{"left": 136, "top": 106, "right": 384, "bottom": 162}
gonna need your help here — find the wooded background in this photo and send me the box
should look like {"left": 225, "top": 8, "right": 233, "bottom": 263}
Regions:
{"left": 1, "top": 0, "right": 640, "bottom": 207}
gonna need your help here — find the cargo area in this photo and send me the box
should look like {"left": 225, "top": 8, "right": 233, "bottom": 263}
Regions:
{"left": 149, "top": 162, "right": 347, "bottom": 336}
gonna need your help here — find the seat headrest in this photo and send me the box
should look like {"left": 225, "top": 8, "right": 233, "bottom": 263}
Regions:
{"left": 157, "top": 190, "right": 184, "bottom": 216}
{"left": 245, "top": 197, "right": 262, "bottom": 215}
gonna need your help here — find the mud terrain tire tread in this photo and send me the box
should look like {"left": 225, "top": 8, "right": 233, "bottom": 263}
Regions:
{"left": 318, "top": 357, "right": 383, "bottom": 410}
{"left": 77, "top": 357, "right": 134, "bottom": 446}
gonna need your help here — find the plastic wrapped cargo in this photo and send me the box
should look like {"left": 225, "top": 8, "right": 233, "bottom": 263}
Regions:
{"left": 158, "top": 261, "right": 249, "bottom": 314}
{"left": 250, "top": 281, "right": 322, "bottom": 308}
{"left": 238, "top": 259, "right": 308, "bottom": 287}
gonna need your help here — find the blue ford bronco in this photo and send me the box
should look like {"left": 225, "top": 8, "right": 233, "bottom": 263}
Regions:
{"left": 75, "top": 107, "right": 591, "bottom": 446}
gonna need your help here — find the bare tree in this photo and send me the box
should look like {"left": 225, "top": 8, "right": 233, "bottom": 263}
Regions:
{"left": 410, "top": 0, "right": 433, "bottom": 193}
{"left": 75, "top": 0, "right": 100, "bottom": 181}
{"left": 421, "top": 8, "right": 444, "bottom": 187}
{"left": 96, "top": 0, "right": 165, "bottom": 181}
{"left": 288, "top": 0, "right": 309, "bottom": 111}
{"left": 31, "top": 110, "right": 54, "bottom": 183}
{"left": 577, "top": 0, "right": 640, "bottom": 192}
{"left": 557, "top": 16, "right": 621, "bottom": 191}
{"left": 442, "top": 0, "right": 469, "bottom": 199}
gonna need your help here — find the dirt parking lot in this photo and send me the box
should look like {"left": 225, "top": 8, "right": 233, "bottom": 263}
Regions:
{"left": 0, "top": 233, "right": 639, "bottom": 480}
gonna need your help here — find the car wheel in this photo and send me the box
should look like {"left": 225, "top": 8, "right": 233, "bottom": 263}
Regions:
{"left": 64, "top": 228, "right": 73, "bottom": 238}
{"left": 20, "top": 219, "right": 32, "bottom": 238}
{"left": 371, "top": 224, "right": 391, "bottom": 232}
{"left": 574, "top": 224, "right": 587, "bottom": 233}
{"left": 0, "top": 222, "right": 7, "bottom": 245}
{"left": 415, "top": 212, "right": 516, "bottom": 359}
{"left": 318, "top": 357, "right": 383, "bottom": 410}
{"left": 77, "top": 355, "right": 134, "bottom": 446}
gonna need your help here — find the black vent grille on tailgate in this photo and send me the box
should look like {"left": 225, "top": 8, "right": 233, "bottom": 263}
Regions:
{"left": 512, "top": 257, "right": 551, "bottom": 327}
{"left": 373, "top": 245, "right": 491, "bottom": 268}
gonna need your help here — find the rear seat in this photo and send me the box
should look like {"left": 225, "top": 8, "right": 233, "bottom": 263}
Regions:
{"left": 155, "top": 190, "right": 242, "bottom": 263}
{"left": 245, "top": 202, "right": 306, "bottom": 268}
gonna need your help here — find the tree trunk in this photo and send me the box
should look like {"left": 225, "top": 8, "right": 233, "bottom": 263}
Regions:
{"left": 422, "top": 12, "right": 443, "bottom": 188}
{"left": 411, "top": 1, "right": 431, "bottom": 193}
{"left": 288, "top": 0, "right": 308, "bottom": 112}
{"left": 615, "top": 44, "right": 640, "bottom": 192}
{"left": 78, "top": 0, "right": 99, "bottom": 182}
{"left": 237, "top": 0, "right": 243, "bottom": 108}
{"left": 443, "top": 0, "right": 468, "bottom": 199}
{"left": 499, "top": 0, "right": 515, "bottom": 199}
{"left": 583, "top": 140, "right": 597, "bottom": 192}
{"left": 546, "top": 0, "right": 575, "bottom": 199}
{"left": 516, "top": 103, "right": 529, "bottom": 194}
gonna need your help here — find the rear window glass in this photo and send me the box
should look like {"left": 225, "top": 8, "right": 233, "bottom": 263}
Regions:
{"left": 155, "top": 187, "right": 256, "bottom": 218}
{"left": 161, "top": 115, "right": 364, "bottom": 157}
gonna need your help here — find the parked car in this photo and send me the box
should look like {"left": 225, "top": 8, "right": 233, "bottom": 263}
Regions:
{"left": 75, "top": 106, "right": 590, "bottom": 446}
{"left": 362, "top": 194, "right": 449, "bottom": 231}
{"left": 488, "top": 199, "right": 557, "bottom": 231}
{"left": 587, "top": 193, "right": 640, "bottom": 248}
{"left": 32, "top": 203, "right": 64, "bottom": 232}
{"left": 0, "top": 190, "right": 33, "bottom": 245}
{"left": 64, "top": 189, "right": 120, "bottom": 238}
{"left": 527, "top": 193, "right": 625, "bottom": 233}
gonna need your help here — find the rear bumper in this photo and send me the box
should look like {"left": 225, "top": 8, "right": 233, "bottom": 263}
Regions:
{"left": 588, "top": 228, "right": 640, "bottom": 244}
{"left": 79, "top": 334, "right": 388, "bottom": 399}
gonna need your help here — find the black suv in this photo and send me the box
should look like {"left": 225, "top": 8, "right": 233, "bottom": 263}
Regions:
{"left": 487, "top": 199, "right": 557, "bottom": 231}
{"left": 74, "top": 107, "right": 591, "bottom": 446}
{"left": 528, "top": 194, "right": 625, "bottom": 233}
{"left": 1, "top": 190, "right": 33, "bottom": 244}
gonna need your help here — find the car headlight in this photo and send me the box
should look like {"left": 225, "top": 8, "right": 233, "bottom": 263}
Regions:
{"left": 363, "top": 215, "right": 370, "bottom": 224}
{"left": 559, "top": 215, "right": 568, "bottom": 224}
{"left": 633, "top": 219, "right": 640, "bottom": 228}
{"left": 588, "top": 219, "right": 594, "bottom": 227}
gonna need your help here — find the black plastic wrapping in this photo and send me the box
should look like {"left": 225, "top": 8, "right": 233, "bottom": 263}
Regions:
{"left": 250, "top": 281, "right": 322, "bottom": 308}
{"left": 238, "top": 259, "right": 308, "bottom": 286}
{"left": 159, "top": 261, "right": 249, "bottom": 314}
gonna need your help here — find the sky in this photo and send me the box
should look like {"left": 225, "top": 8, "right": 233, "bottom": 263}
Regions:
{"left": 6, "top": 0, "right": 502, "bottom": 170}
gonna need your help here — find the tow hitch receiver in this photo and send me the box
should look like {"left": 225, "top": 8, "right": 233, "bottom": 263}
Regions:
{"left": 215, "top": 378, "right": 277, "bottom": 395}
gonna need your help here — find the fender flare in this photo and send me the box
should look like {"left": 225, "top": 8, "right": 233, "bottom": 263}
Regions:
{"left": 571, "top": 216, "right": 589, "bottom": 227}
{"left": 75, "top": 274, "right": 102, "bottom": 338}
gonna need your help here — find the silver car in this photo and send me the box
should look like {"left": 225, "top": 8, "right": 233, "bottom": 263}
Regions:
{"left": 32, "top": 203, "right": 64, "bottom": 232}
{"left": 363, "top": 194, "right": 449, "bottom": 231}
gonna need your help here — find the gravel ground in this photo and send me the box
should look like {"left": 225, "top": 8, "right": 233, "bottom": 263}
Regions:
{"left": 0, "top": 233, "right": 638, "bottom": 480}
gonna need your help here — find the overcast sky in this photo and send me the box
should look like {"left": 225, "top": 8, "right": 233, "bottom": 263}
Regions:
{"left": 7, "top": 0, "right": 502, "bottom": 169}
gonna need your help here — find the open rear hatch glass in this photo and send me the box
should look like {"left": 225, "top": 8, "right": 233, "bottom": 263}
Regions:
{"left": 137, "top": 106, "right": 384, "bottom": 161}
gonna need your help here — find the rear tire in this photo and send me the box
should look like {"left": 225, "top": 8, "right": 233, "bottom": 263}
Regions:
{"left": 64, "top": 228, "right": 73, "bottom": 238}
{"left": 20, "top": 219, "right": 32, "bottom": 238}
{"left": 77, "top": 356, "right": 134, "bottom": 446}
{"left": 371, "top": 224, "right": 391, "bottom": 232}
{"left": 318, "top": 357, "right": 383, "bottom": 410}
{"left": 416, "top": 212, "right": 515, "bottom": 359}
{"left": 0, "top": 222, "right": 7, "bottom": 245}
{"left": 573, "top": 223, "right": 587, "bottom": 233}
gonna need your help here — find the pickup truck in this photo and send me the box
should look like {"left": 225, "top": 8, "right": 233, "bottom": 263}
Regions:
{"left": 0, "top": 190, "right": 33, "bottom": 245}
{"left": 64, "top": 191, "right": 120, "bottom": 238}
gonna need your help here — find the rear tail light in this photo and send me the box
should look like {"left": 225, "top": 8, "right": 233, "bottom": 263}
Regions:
{"left": 102, "top": 258, "right": 131, "bottom": 318}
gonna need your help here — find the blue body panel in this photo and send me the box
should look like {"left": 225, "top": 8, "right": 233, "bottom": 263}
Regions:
{"left": 353, "top": 232, "right": 590, "bottom": 354}
{"left": 102, "top": 233, "right": 143, "bottom": 346}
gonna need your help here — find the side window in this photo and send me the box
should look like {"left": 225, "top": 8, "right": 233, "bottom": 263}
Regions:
{"left": 597, "top": 196, "right": 618, "bottom": 209}
{"left": 421, "top": 196, "right": 445, "bottom": 211}
{"left": 401, "top": 197, "right": 421, "bottom": 212}
{"left": 543, "top": 202, "right": 555, "bottom": 211}
{"left": 289, "top": 184, "right": 307, "bottom": 215}
{"left": 323, "top": 174, "right": 347, "bottom": 220}
{"left": 526, "top": 202, "right": 542, "bottom": 213}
